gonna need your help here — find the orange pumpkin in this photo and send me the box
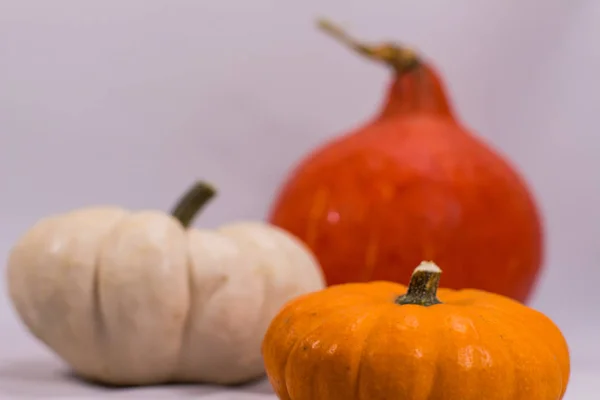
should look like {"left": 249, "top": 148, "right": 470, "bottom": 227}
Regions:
{"left": 262, "top": 262, "right": 570, "bottom": 400}
{"left": 268, "top": 19, "right": 544, "bottom": 303}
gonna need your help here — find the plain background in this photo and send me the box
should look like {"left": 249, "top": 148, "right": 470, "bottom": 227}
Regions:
{"left": 1, "top": 0, "right": 598, "bottom": 398}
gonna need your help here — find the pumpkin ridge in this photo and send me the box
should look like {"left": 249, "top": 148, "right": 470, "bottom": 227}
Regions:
{"left": 408, "top": 303, "right": 456, "bottom": 399}
{"left": 425, "top": 318, "right": 445, "bottom": 400}
{"left": 352, "top": 308, "right": 387, "bottom": 400}
{"left": 498, "top": 315, "right": 552, "bottom": 399}
{"left": 174, "top": 245, "right": 196, "bottom": 380}
{"left": 93, "top": 210, "right": 132, "bottom": 378}
{"left": 303, "top": 303, "right": 387, "bottom": 399}
{"left": 89, "top": 251, "right": 105, "bottom": 378}
{"left": 280, "top": 299, "right": 375, "bottom": 397}
{"left": 477, "top": 304, "right": 564, "bottom": 398}
{"left": 93, "top": 213, "right": 129, "bottom": 336}
{"left": 473, "top": 302, "right": 569, "bottom": 397}
{"left": 87, "top": 211, "right": 130, "bottom": 380}
{"left": 471, "top": 311, "right": 518, "bottom": 400}
{"left": 261, "top": 293, "right": 328, "bottom": 396}
{"left": 282, "top": 311, "right": 339, "bottom": 398}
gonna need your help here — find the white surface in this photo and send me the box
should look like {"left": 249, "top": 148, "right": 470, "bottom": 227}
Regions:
{"left": 1, "top": 0, "right": 599, "bottom": 398}
{"left": 0, "top": 355, "right": 598, "bottom": 399}
{"left": 0, "top": 355, "right": 275, "bottom": 399}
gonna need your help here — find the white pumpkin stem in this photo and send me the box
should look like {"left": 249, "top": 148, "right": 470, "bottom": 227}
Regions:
{"left": 395, "top": 261, "right": 442, "bottom": 307}
{"left": 171, "top": 181, "right": 217, "bottom": 228}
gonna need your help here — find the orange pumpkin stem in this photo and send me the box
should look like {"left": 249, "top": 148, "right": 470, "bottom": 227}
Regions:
{"left": 317, "top": 18, "right": 420, "bottom": 74}
{"left": 395, "top": 261, "right": 442, "bottom": 307}
{"left": 317, "top": 18, "right": 455, "bottom": 121}
{"left": 171, "top": 181, "right": 217, "bottom": 228}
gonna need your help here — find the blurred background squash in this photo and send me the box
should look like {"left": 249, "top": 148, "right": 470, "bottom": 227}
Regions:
{"left": 269, "top": 20, "right": 543, "bottom": 303}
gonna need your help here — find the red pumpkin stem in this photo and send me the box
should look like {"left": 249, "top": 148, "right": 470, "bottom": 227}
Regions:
{"left": 395, "top": 261, "right": 442, "bottom": 307}
{"left": 171, "top": 181, "right": 216, "bottom": 228}
{"left": 317, "top": 18, "right": 456, "bottom": 122}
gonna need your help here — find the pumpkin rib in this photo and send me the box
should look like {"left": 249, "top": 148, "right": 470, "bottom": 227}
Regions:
{"left": 174, "top": 242, "right": 199, "bottom": 379}
{"left": 281, "top": 303, "right": 357, "bottom": 398}
{"left": 353, "top": 307, "right": 388, "bottom": 400}
{"left": 463, "top": 308, "right": 518, "bottom": 400}
{"left": 85, "top": 211, "right": 132, "bottom": 380}
{"left": 511, "top": 318, "right": 565, "bottom": 399}
{"left": 306, "top": 303, "right": 386, "bottom": 399}
{"left": 392, "top": 305, "right": 443, "bottom": 400}
{"left": 469, "top": 304, "right": 564, "bottom": 399}
{"left": 472, "top": 310, "right": 517, "bottom": 399}
{"left": 482, "top": 314, "right": 526, "bottom": 400}
{"left": 421, "top": 305, "right": 464, "bottom": 399}
{"left": 85, "top": 210, "right": 130, "bottom": 380}
{"left": 174, "top": 229, "right": 235, "bottom": 383}
{"left": 468, "top": 301, "right": 569, "bottom": 397}
{"left": 425, "top": 308, "right": 446, "bottom": 400}
{"left": 273, "top": 293, "right": 380, "bottom": 398}
{"left": 99, "top": 211, "right": 192, "bottom": 384}
{"left": 262, "top": 303, "right": 298, "bottom": 398}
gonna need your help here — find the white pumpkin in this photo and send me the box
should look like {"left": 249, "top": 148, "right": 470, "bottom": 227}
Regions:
{"left": 6, "top": 182, "right": 326, "bottom": 386}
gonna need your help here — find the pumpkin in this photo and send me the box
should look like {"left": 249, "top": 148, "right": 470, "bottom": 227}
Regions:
{"left": 262, "top": 261, "right": 570, "bottom": 400}
{"left": 269, "top": 19, "right": 543, "bottom": 302}
{"left": 7, "top": 181, "right": 326, "bottom": 386}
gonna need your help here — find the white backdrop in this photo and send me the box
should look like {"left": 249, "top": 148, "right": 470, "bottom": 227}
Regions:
{"left": 1, "top": 0, "right": 598, "bottom": 397}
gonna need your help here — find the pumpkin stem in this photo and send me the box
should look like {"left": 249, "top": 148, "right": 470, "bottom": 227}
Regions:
{"left": 395, "top": 261, "right": 442, "bottom": 307}
{"left": 317, "top": 18, "right": 455, "bottom": 121}
{"left": 171, "top": 181, "right": 216, "bottom": 228}
{"left": 317, "top": 18, "right": 421, "bottom": 75}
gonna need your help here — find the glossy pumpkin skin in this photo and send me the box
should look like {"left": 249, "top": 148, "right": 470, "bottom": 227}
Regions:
{"left": 269, "top": 25, "right": 543, "bottom": 303}
{"left": 262, "top": 263, "right": 570, "bottom": 400}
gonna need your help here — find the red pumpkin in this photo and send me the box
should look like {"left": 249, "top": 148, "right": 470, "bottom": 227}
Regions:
{"left": 268, "top": 19, "right": 543, "bottom": 303}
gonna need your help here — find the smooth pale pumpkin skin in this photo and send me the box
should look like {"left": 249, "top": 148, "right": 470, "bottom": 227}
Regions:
{"left": 7, "top": 207, "right": 325, "bottom": 386}
{"left": 262, "top": 281, "right": 570, "bottom": 400}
